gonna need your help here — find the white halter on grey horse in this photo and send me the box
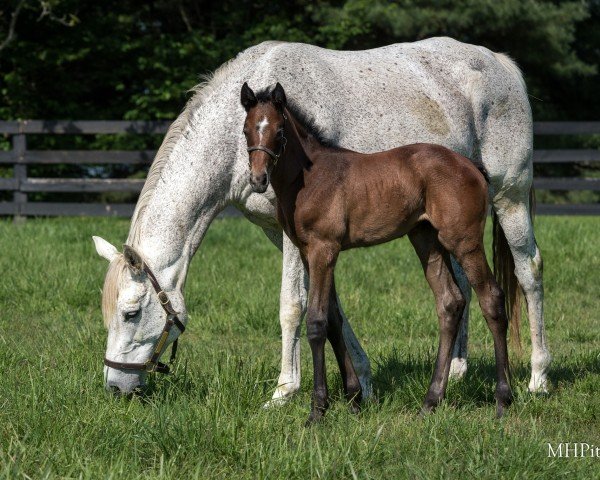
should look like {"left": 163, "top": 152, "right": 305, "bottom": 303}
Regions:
{"left": 93, "top": 37, "right": 550, "bottom": 401}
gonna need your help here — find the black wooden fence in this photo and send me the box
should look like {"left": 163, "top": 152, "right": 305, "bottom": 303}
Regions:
{"left": 1, "top": 120, "right": 599, "bottom": 218}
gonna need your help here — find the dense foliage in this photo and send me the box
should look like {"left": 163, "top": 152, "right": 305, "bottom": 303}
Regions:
{"left": 1, "top": 0, "right": 598, "bottom": 121}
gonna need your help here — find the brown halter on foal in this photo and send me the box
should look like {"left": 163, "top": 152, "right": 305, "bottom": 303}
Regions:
{"left": 241, "top": 81, "right": 513, "bottom": 425}
{"left": 103, "top": 262, "right": 185, "bottom": 374}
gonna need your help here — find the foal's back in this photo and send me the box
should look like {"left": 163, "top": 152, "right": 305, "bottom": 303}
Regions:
{"left": 299, "top": 143, "right": 489, "bottom": 250}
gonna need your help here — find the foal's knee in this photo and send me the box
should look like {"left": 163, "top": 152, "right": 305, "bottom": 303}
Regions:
{"left": 306, "top": 310, "right": 328, "bottom": 343}
{"left": 437, "top": 291, "right": 466, "bottom": 334}
{"left": 480, "top": 283, "right": 508, "bottom": 329}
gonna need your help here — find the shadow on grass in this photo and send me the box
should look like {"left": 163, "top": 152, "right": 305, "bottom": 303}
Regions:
{"left": 371, "top": 347, "right": 600, "bottom": 411}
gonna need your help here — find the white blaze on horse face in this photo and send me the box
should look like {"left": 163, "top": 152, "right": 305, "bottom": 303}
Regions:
{"left": 258, "top": 116, "right": 269, "bottom": 142}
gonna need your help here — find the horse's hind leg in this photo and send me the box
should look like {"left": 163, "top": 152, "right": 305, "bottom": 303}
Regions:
{"left": 408, "top": 224, "right": 466, "bottom": 413}
{"left": 494, "top": 195, "right": 550, "bottom": 393}
{"left": 327, "top": 279, "right": 362, "bottom": 413}
{"left": 449, "top": 260, "right": 471, "bottom": 380}
{"left": 451, "top": 242, "right": 513, "bottom": 417}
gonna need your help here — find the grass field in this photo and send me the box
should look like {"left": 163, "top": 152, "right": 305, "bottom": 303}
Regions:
{"left": 0, "top": 216, "right": 599, "bottom": 479}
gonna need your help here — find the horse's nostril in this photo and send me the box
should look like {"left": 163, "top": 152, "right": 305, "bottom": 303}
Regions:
{"left": 109, "top": 385, "right": 121, "bottom": 395}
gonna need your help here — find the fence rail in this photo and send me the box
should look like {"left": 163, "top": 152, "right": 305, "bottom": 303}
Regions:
{"left": 1, "top": 120, "right": 599, "bottom": 218}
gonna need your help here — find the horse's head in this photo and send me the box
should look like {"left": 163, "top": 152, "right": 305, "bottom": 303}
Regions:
{"left": 241, "top": 82, "right": 288, "bottom": 193}
{"left": 92, "top": 236, "right": 187, "bottom": 395}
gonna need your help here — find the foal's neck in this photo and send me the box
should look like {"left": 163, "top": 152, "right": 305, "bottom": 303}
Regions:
{"left": 269, "top": 108, "right": 326, "bottom": 194}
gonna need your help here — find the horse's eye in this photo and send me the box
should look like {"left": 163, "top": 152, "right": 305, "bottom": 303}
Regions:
{"left": 124, "top": 310, "right": 139, "bottom": 320}
{"left": 277, "top": 129, "right": 284, "bottom": 137}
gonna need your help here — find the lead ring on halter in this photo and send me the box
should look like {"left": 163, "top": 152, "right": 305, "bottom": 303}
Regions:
{"left": 103, "top": 262, "right": 185, "bottom": 375}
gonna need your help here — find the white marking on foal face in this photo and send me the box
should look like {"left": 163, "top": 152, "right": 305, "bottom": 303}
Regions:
{"left": 257, "top": 116, "right": 269, "bottom": 142}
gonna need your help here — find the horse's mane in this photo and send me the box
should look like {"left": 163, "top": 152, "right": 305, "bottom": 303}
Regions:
{"left": 126, "top": 55, "right": 244, "bottom": 247}
{"left": 101, "top": 254, "right": 127, "bottom": 327}
{"left": 254, "top": 87, "right": 340, "bottom": 149}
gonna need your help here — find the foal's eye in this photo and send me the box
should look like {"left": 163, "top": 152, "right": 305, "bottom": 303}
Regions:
{"left": 124, "top": 310, "right": 140, "bottom": 320}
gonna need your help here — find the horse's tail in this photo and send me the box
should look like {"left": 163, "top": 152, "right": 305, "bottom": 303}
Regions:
{"left": 491, "top": 188, "right": 534, "bottom": 353}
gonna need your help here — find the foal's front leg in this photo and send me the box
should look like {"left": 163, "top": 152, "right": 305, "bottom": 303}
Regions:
{"left": 305, "top": 243, "right": 339, "bottom": 425}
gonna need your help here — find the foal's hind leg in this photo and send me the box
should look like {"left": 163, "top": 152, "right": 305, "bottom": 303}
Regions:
{"left": 408, "top": 224, "right": 466, "bottom": 413}
{"left": 449, "top": 242, "right": 513, "bottom": 417}
{"left": 327, "top": 279, "right": 362, "bottom": 413}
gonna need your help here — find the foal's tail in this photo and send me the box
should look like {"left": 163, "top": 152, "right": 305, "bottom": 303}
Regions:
{"left": 491, "top": 188, "right": 535, "bottom": 353}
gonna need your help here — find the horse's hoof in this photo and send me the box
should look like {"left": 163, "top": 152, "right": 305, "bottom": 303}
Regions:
{"left": 262, "top": 398, "right": 287, "bottom": 409}
{"left": 449, "top": 357, "right": 468, "bottom": 381}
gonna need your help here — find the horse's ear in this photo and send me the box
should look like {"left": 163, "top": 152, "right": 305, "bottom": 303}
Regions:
{"left": 271, "top": 82, "right": 287, "bottom": 110}
{"left": 241, "top": 82, "right": 257, "bottom": 111}
{"left": 122, "top": 244, "right": 143, "bottom": 273}
{"left": 92, "top": 236, "right": 119, "bottom": 262}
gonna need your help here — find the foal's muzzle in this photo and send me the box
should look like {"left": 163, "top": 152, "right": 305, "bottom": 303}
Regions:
{"left": 250, "top": 171, "right": 269, "bottom": 193}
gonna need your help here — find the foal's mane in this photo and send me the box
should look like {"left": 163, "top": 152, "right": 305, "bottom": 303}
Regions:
{"left": 254, "top": 87, "right": 340, "bottom": 149}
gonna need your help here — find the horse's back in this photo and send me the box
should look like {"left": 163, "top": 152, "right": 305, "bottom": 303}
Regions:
{"left": 239, "top": 38, "right": 529, "bottom": 161}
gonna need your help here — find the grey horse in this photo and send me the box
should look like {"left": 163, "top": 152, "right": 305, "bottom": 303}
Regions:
{"left": 93, "top": 37, "right": 550, "bottom": 402}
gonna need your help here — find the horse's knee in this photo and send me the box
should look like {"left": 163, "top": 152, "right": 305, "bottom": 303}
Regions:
{"left": 515, "top": 246, "right": 543, "bottom": 294}
{"left": 279, "top": 301, "right": 303, "bottom": 329}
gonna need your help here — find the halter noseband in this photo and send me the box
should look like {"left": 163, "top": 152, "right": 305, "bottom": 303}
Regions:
{"left": 246, "top": 112, "right": 287, "bottom": 165}
{"left": 103, "top": 262, "right": 185, "bottom": 375}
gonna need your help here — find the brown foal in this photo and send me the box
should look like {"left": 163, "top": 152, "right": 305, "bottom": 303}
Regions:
{"left": 241, "top": 82, "right": 512, "bottom": 424}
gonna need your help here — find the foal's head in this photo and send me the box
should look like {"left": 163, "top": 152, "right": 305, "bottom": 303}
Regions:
{"left": 240, "top": 82, "right": 287, "bottom": 193}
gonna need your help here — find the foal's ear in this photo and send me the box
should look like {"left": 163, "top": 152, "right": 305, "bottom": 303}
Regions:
{"left": 122, "top": 244, "right": 144, "bottom": 273}
{"left": 241, "top": 82, "right": 257, "bottom": 111}
{"left": 271, "top": 82, "right": 287, "bottom": 110}
{"left": 92, "top": 236, "right": 119, "bottom": 263}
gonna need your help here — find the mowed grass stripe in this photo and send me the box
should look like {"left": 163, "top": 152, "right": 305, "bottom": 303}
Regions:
{"left": 0, "top": 216, "right": 598, "bottom": 478}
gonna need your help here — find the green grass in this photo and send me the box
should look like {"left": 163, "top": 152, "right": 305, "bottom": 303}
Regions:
{"left": 0, "top": 216, "right": 599, "bottom": 479}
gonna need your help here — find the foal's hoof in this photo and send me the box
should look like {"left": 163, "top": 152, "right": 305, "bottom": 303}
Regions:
{"left": 418, "top": 406, "right": 434, "bottom": 418}
{"left": 495, "top": 386, "right": 513, "bottom": 418}
{"left": 304, "top": 409, "right": 326, "bottom": 427}
{"left": 349, "top": 401, "right": 361, "bottom": 415}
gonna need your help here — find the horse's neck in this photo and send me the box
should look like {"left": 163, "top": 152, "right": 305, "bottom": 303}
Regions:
{"left": 128, "top": 102, "right": 241, "bottom": 290}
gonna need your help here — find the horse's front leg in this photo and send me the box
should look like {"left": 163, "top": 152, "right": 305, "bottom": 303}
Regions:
{"left": 305, "top": 242, "right": 339, "bottom": 425}
{"left": 261, "top": 229, "right": 307, "bottom": 407}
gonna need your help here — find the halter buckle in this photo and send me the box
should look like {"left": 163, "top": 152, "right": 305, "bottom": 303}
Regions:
{"left": 157, "top": 290, "right": 170, "bottom": 305}
{"left": 144, "top": 360, "right": 157, "bottom": 373}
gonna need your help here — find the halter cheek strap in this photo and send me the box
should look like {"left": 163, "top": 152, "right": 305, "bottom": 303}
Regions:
{"left": 103, "top": 262, "right": 185, "bottom": 375}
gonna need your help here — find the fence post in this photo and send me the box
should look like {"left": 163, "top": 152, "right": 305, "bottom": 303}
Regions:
{"left": 12, "top": 132, "right": 27, "bottom": 223}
